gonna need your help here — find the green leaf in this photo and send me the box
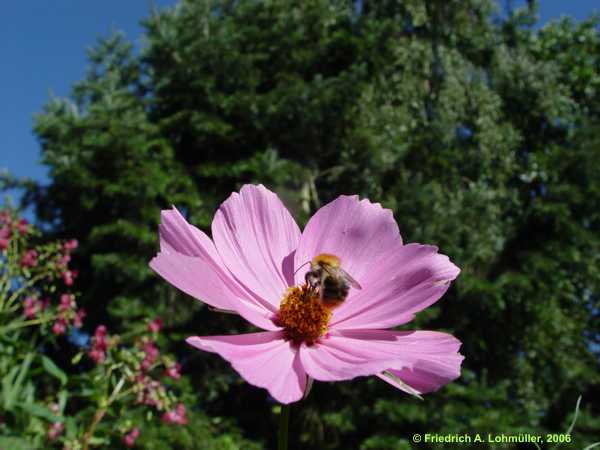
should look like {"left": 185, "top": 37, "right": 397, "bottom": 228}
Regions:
{"left": 1, "top": 366, "right": 20, "bottom": 410}
{"left": 20, "top": 402, "right": 61, "bottom": 422}
{"left": 65, "top": 416, "right": 78, "bottom": 439}
{"left": 41, "top": 355, "right": 67, "bottom": 385}
{"left": 89, "top": 436, "right": 109, "bottom": 445}
{"left": 71, "top": 352, "right": 83, "bottom": 365}
{"left": 3, "top": 353, "right": 33, "bottom": 410}
{"left": 0, "top": 435, "right": 35, "bottom": 450}
{"left": 58, "top": 389, "right": 68, "bottom": 412}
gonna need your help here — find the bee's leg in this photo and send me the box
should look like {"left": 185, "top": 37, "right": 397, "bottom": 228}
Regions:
{"left": 305, "top": 272, "right": 319, "bottom": 295}
{"left": 305, "top": 271, "right": 316, "bottom": 287}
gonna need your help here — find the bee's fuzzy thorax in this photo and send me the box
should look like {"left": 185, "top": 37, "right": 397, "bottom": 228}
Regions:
{"left": 311, "top": 253, "right": 341, "bottom": 268}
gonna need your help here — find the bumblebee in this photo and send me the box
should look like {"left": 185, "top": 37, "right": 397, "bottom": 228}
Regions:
{"left": 303, "top": 253, "right": 362, "bottom": 309}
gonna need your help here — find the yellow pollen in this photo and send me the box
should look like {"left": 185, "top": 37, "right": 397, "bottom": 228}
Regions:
{"left": 278, "top": 285, "right": 331, "bottom": 345}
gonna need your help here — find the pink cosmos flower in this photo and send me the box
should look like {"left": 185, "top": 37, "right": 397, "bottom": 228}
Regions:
{"left": 150, "top": 185, "right": 463, "bottom": 404}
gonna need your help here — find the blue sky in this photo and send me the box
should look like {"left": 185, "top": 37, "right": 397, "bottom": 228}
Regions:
{"left": 1, "top": 1, "right": 176, "bottom": 189}
{"left": 518, "top": 0, "right": 597, "bottom": 23}
{"left": 0, "top": 0, "right": 598, "bottom": 214}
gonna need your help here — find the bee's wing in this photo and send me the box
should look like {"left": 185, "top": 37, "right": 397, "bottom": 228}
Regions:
{"left": 320, "top": 264, "right": 362, "bottom": 290}
{"left": 340, "top": 267, "right": 362, "bottom": 290}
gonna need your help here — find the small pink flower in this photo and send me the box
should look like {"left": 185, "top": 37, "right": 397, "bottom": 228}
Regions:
{"left": 52, "top": 320, "right": 67, "bottom": 335}
{"left": 58, "top": 253, "right": 71, "bottom": 267}
{"left": 59, "top": 294, "right": 75, "bottom": 312}
{"left": 64, "top": 239, "right": 79, "bottom": 251}
{"left": 62, "top": 270, "right": 78, "bottom": 286}
{"left": 88, "top": 325, "right": 109, "bottom": 363}
{"left": 165, "top": 362, "right": 182, "bottom": 380}
{"left": 150, "top": 185, "right": 463, "bottom": 404}
{"left": 141, "top": 341, "right": 159, "bottom": 371}
{"left": 0, "top": 225, "right": 11, "bottom": 238}
{"left": 0, "top": 225, "right": 11, "bottom": 250}
{"left": 148, "top": 317, "right": 163, "bottom": 333}
{"left": 95, "top": 324, "right": 107, "bottom": 337}
{"left": 17, "top": 219, "right": 29, "bottom": 235}
{"left": 0, "top": 210, "right": 11, "bottom": 225}
{"left": 161, "top": 403, "right": 188, "bottom": 425}
{"left": 123, "top": 427, "right": 140, "bottom": 447}
{"left": 23, "top": 297, "right": 42, "bottom": 319}
{"left": 48, "top": 422, "right": 64, "bottom": 441}
{"left": 20, "top": 249, "right": 38, "bottom": 268}
{"left": 74, "top": 308, "right": 86, "bottom": 328}
{"left": 135, "top": 375, "right": 164, "bottom": 408}
{"left": 89, "top": 349, "right": 105, "bottom": 364}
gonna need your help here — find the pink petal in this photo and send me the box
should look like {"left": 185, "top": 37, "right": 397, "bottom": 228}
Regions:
{"left": 374, "top": 331, "right": 464, "bottom": 394}
{"left": 331, "top": 244, "right": 460, "bottom": 329}
{"left": 158, "top": 208, "right": 246, "bottom": 300}
{"left": 294, "top": 195, "right": 402, "bottom": 286}
{"left": 150, "top": 251, "right": 278, "bottom": 330}
{"left": 150, "top": 208, "right": 279, "bottom": 330}
{"left": 159, "top": 207, "right": 220, "bottom": 260}
{"left": 187, "top": 332, "right": 306, "bottom": 404}
{"left": 212, "top": 185, "right": 301, "bottom": 309}
{"left": 299, "top": 335, "right": 399, "bottom": 381}
{"left": 377, "top": 365, "right": 459, "bottom": 395}
{"left": 299, "top": 329, "right": 463, "bottom": 393}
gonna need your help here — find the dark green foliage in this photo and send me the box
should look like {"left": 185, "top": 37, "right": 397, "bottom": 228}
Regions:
{"left": 26, "top": 0, "right": 600, "bottom": 448}
{"left": 32, "top": 33, "right": 200, "bottom": 325}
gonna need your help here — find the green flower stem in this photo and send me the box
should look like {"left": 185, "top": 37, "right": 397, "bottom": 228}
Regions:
{"left": 278, "top": 403, "right": 291, "bottom": 450}
{"left": 82, "top": 377, "right": 126, "bottom": 450}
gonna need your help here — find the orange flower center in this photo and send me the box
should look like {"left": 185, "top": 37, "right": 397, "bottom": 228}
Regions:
{"left": 277, "top": 285, "right": 331, "bottom": 345}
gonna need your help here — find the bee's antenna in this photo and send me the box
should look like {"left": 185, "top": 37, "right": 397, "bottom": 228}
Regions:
{"left": 294, "top": 260, "right": 310, "bottom": 275}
